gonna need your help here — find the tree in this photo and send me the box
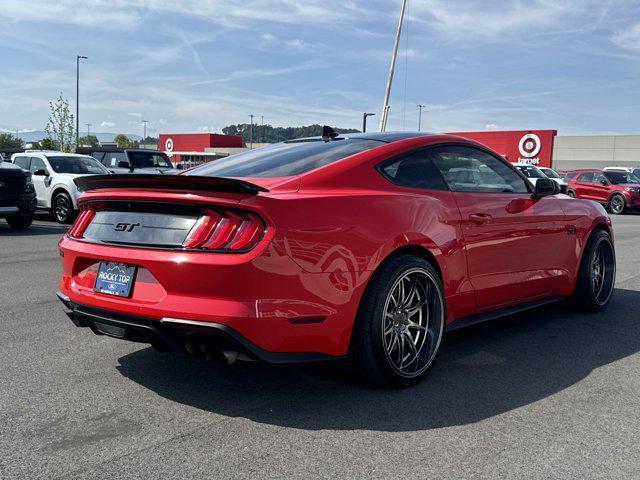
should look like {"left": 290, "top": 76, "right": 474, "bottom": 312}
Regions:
{"left": 0, "top": 132, "right": 24, "bottom": 150}
{"left": 114, "top": 134, "right": 133, "bottom": 148}
{"left": 40, "top": 138, "right": 56, "bottom": 150}
{"left": 77, "top": 135, "right": 100, "bottom": 147}
{"left": 44, "top": 93, "right": 75, "bottom": 152}
{"left": 221, "top": 123, "right": 360, "bottom": 144}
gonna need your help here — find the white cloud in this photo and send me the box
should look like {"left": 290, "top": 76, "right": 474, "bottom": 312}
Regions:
{"left": 127, "top": 112, "right": 143, "bottom": 118}
{"left": 285, "top": 39, "right": 310, "bottom": 50}
{"left": 187, "top": 60, "right": 327, "bottom": 85}
{"left": 612, "top": 23, "right": 640, "bottom": 50}
{"left": 410, "top": 0, "right": 612, "bottom": 41}
{"left": 100, "top": 121, "right": 116, "bottom": 128}
{"left": 0, "top": 0, "right": 370, "bottom": 28}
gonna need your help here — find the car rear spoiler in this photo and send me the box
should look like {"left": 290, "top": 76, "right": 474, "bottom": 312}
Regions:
{"left": 74, "top": 174, "right": 269, "bottom": 194}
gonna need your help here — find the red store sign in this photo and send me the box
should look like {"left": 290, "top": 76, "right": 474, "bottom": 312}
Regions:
{"left": 446, "top": 130, "right": 557, "bottom": 168}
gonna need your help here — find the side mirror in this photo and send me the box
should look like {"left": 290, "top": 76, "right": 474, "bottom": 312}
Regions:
{"left": 33, "top": 169, "right": 49, "bottom": 177}
{"left": 118, "top": 161, "right": 131, "bottom": 169}
{"left": 600, "top": 179, "right": 608, "bottom": 186}
{"left": 533, "top": 178, "right": 559, "bottom": 198}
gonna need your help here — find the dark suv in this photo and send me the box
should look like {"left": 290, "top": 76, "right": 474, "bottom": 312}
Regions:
{"left": 76, "top": 147, "right": 178, "bottom": 174}
{"left": 0, "top": 159, "right": 37, "bottom": 229}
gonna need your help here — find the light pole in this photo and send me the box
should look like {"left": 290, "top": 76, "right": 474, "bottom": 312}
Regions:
{"left": 260, "top": 115, "right": 264, "bottom": 143}
{"left": 379, "top": 0, "right": 408, "bottom": 132}
{"left": 249, "top": 114, "right": 255, "bottom": 149}
{"left": 76, "top": 55, "right": 88, "bottom": 146}
{"left": 86, "top": 123, "right": 91, "bottom": 137}
{"left": 417, "top": 104, "right": 427, "bottom": 132}
{"left": 362, "top": 113, "right": 376, "bottom": 133}
{"left": 142, "top": 120, "right": 148, "bottom": 145}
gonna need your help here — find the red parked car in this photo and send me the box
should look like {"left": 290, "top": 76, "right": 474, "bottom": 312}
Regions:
{"left": 564, "top": 169, "right": 640, "bottom": 214}
{"left": 57, "top": 131, "right": 616, "bottom": 386}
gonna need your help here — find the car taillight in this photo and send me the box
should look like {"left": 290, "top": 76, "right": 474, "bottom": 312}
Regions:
{"left": 68, "top": 207, "right": 95, "bottom": 238}
{"left": 183, "top": 209, "right": 265, "bottom": 252}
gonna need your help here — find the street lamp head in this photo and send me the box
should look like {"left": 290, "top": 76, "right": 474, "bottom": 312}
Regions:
{"left": 77, "top": 55, "right": 88, "bottom": 59}
{"left": 364, "top": 112, "right": 376, "bottom": 117}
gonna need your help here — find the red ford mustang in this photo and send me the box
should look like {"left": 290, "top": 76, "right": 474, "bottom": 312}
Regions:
{"left": 57, "top": 131, "right": 616, "bottom": 386}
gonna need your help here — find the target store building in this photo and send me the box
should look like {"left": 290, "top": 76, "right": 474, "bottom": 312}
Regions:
{"left": 158, "top": 133, "right": 244, "bottom": 168}
{"left": 156, "top": 130, "right": 640, "bottom": 172}
{"left": 450, "top": 129, "right": 556, "bottom": 167}
{"left": 450, "top": 129, "right": 640, "bottom": 171}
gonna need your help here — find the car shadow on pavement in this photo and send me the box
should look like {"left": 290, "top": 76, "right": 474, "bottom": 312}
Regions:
{"left": 117, "top": 287, "right": 640, "bottom": 432}
{"left": 0, "top": 222, "right": 68, "bottom": 236}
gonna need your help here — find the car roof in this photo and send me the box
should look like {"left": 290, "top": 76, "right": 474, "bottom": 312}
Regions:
{"left": 287, "top": 132, "right": 436, "bottom": 144}
{"left": 15, "top": 151, "right": 90, "bottom": 158}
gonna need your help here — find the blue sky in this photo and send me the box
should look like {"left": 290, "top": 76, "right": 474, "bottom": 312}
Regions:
{"left": 1, "top": 0, "right": 640, "bottom": 137}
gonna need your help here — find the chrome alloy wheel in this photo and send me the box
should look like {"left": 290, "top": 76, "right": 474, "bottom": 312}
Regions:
{"left": 591, "top": 239, "right": 615, "bottom": 305}
{"left": 381, "top": 267, "right": 444, "bottom": 377}
{"left": 610, "top": 195, "right": 625, "bottom": 214}
{"left": 54, "top": 195, "right": 70, "bottom": 223}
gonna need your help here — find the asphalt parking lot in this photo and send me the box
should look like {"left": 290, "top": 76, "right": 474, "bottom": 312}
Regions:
{"left": 1, "top": 214, "right": 640, "bottom": 479}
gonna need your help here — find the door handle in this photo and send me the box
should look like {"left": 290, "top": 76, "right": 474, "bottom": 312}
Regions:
{"left": 468, "top": 213, "right": 492, "bottom": 224}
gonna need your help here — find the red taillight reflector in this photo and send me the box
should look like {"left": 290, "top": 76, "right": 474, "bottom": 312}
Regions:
{"left": 182, "top": 211, "right": 222, "bottom": 249}
{"left": 184, "top": 209, "right": 265, "bottom": 252}
{"left": 68, "top": 208, "right": 95, "bottom": 238}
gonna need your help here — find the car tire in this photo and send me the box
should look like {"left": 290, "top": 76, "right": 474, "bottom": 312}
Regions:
{"left": 350, "top": 255, "right": 445, "bottom": 387}
{"left": 571, "top": 229, "right": 615, "bottom": 312}
{"left": 566, "top": 189, "right": 576, "bottom": 198}
{"left": 52, "top": 192, "right": 75, "bottom": 224}
{"left": 608, "top": 193, "right": 626, "bottom": 215}
{"left": 6, "top": 215, "right": 33, "bottom": 230}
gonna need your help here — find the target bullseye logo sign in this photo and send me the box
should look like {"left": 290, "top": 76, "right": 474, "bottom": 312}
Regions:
{"left": 518, "top": 133, "right": 541, "bottom": 158}
{"left": 165, "top": 138, "right": 174, "bottom": 152}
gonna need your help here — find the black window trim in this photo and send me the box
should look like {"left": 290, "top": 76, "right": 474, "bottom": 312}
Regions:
{"left": 375, "top": 146, "right": 449, "bottom": 192}
{"left": 13, "top": 155, "right": 31, "bottom": 170}
{"left": 29, "top": 156, "right": 50, "bottom": 175}
{"left": 375, "top": 142, "right": 533, "bottom": 194}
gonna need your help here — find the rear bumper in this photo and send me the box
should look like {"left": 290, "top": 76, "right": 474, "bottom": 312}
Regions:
{"left": 58, "top": 233, "right": 368, "bottom": 357}
{"left": 57, "top": 291, "right": 342, "bottom": 364}
{"left": 0, "top": 193, "right": 36, "bottom": 217}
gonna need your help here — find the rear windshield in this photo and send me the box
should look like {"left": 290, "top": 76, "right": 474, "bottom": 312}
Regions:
{"left": 48, "top": 156, "right": 110, "bottom": 174}
{"left": 128, "top": 152, "right": 173, "bottom": 169}
{"left": 604, "top": 171, "right": 640, "bottom": 184}
{"left": 541, "top": 168, "right": 561, "bottom": 179}
{"left": 516, "top": 165, "right": 546, "bottom": 179}
{"left": 185, "top": 139, "right": 382, "bottom": 178}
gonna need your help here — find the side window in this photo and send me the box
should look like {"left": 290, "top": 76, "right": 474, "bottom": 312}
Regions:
{"left": 103, "top": 152, "right": 128, "bottom": 168}
{"left": 91, "top": 152, "right": 104, "bottom": 162}
{"left": 593, "top": 172, "right": 606, "bottom": 184}
{"left": 577, "top": 172, "right": 594, "bottom": 182}
{"left": 429, "top": 146, "right": 529, "bottom": 194}
{"left": 30, "top": 157, "right": 48, "bottom": 174}
{"left": 378, "top": 150, "right": 448, "bottom": 191}
{"left": 13, "top": 156, "right": 30, "bottom": 170}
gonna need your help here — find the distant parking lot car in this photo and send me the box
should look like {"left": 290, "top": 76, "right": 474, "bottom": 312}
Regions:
{"left": 11, "top": 151, "right": 111, "bottom": 223}
{"left": 77, "top": 147, "right": 178, "bottom": 174}
{"left": 564, "top": 169, "right": 640, "bottom": 214}
{"left": 512, "top": 163, "right": 558, "bottom": 189}
{"left": 604, "top": 166, "right": 640, "bottom": 178}
{"left": 58, "top": 131, "right": 615, "bottom": 387}
{"left": 0, "top": 157, "right": 36, "bottom": 229}
{"left": 538, "top": 166, "right": 569, "bottom": 192}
